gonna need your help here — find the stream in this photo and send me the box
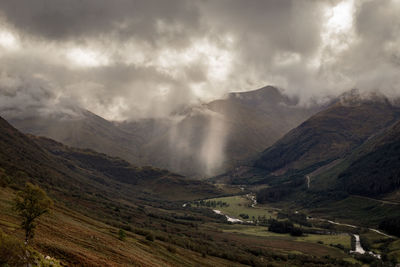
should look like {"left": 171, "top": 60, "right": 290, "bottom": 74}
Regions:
{"left": 351, "top": 234, "right": 381, "bottom": 259}
{"left": 310, "top": 218, "right": 384, "bottom": 258}
{"left": 213, "top": 209, "right": 244, "bottom": 223}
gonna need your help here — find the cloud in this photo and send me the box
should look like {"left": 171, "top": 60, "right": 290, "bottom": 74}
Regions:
{"left": 1, "top": 0, "right": 400, "bottom": 176}
{"left": 0, "top": 0, "right": 399, "bottom": 121}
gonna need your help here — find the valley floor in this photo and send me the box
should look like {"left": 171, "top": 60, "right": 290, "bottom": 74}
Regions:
{"left": 193, "top": 192, "right": 400, "bottom": 265}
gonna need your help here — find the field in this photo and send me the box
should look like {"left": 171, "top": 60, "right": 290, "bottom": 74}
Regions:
{"left": 206, "top": 195, "right": 278, "bottom": 220}
{"left": 198, "top": 194, "right": 400, "bottom": 265}
{"left": 218, "top": 223, "right": 351, "bottom": 249}
{"left": 198, "top": 195, "right": 356, "bottom": 258}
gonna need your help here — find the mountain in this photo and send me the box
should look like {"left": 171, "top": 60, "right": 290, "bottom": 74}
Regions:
{"left": 5, "top": 86, "right": 321, "bottom": 178}
{"left": 0, "top": 115, "right": 221, "bottom": 203}
{"left": 207, "top": 86, "right": 321, "bottom": 168}
{"left": 311, "top": 117, "right": 400, "bottom": 198}
{"left": 254, "top": 93, "right": 400, "bottom": 176}
{"left": 8, "top": 109, "right": 146, "bottom": 165}
{"left": 245, "top": 92, "right": 400, "bottom": 229}
{"left": 337, "top": 120, "right": 400, "bottom": 197}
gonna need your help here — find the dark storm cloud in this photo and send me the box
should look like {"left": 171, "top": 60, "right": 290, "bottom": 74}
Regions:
{"left": 0, "top": 0, "right": 400, "bottom": 120}
{"left": 328, "top": 0, "right": 400, "bottom": 98}
{"left": 0, "top": 0, "right": 200, "bottom": 45}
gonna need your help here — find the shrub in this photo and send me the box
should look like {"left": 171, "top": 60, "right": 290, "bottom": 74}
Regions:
{"left": 0, "top": 230, "right": 34, "bottom": 266}
{"left": 268, "top": 219, "right": 303, "bottom": 236}
{"left": 118, "top": 229, "right": 126, "bottom": 241}
{"left": 145, "top": 232, "right": 155, "bottom": 241}
{"left": 239, "top": 214, "right": 249, "bottom": 219}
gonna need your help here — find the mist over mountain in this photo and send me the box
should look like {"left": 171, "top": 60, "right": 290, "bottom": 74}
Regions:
{"left": 6, "top": 86, "right": 321, "bottom": 177}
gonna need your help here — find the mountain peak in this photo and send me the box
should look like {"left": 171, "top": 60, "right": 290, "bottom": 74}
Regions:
{"left": 228, "top": 86, "right": 297, "bottom": 106}
{"left": 339, "top": 88, "right": 391, "bottom": 107}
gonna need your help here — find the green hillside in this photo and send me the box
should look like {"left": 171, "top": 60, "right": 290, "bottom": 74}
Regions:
{"left": 254, "top": 98, "right": 400, "bottom": 174}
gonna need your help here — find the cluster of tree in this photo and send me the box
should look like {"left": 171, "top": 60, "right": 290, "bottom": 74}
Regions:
{"left": 277, "top": 212, "right": 312, "bottom": 227}
{"left": 268, "top": 219, "right": 303, "bottom": 236}
{"left": 379, "top": 217, "right": 400, "bottom": 237}
{"left": 239, "top": 214, "right": 249, "bottom": 219}
{"left": 256, "top": 176, "right": 305, "bottom": 203}
{"left": 338, "top": 141, "right": 400, "bottom": 197}
{"left": 193, "top": 200, "right": 229, "bottom": 208}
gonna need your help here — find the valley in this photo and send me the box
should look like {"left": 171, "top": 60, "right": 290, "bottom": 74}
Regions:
{"left": 2, "top": 1, "right": 400, "bottom": 266}
{"left": 2, "top": 90, "right": 400, "bottom": 266}
{"left": 188, "top": 191, "right": 400, "bottom": 264}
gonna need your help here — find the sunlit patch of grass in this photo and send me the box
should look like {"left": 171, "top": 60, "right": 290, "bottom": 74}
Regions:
{"left": 220, "top": 223, "right": 351, "bottom": 249}
{"left": 296, "top": 233, "right": 351, "bottom": 249}
{"left": 206, "top": 195, "right": 278, "bottom": 220}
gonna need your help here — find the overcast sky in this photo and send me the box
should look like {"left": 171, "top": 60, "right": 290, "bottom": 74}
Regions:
{"left": 0, "top": 0, "right": 400, "bottom": 120}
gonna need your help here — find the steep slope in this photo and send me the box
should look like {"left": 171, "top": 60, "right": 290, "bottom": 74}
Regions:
{"left": 6, "top": 86, "right": 320, "bottom": 178}
{"left": 315, "top": 118, "right": 400, "bottom": 198}
{"left": 208, "top": 86, "right": 320, "bottom": 165}
{"left": 254, "top": 95, "right": 400, "bottom": 175}
{"left": 0, "top": 115, "right": 221, "bottom": 202}
{"left": 8, "top": 109, "right": 145, "bottom": 165}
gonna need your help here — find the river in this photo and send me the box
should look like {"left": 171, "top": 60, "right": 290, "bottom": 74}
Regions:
{"left": 213, "top": 209, "right": 244, "bottom": 223}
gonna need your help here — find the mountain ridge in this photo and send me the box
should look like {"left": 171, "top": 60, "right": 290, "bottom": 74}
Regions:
{"left": 5, "top": 85, "right": 321, "bottom": 178}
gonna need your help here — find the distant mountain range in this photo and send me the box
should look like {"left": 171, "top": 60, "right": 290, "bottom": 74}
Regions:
{"left": 6, "top": 86, "right": 320, "bottom": 177}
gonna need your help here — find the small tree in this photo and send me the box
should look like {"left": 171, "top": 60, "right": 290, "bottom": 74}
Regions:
{"left": 14, "top": 183, "right": 53, "bottom": 244}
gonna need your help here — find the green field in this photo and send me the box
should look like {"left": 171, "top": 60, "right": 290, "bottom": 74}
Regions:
{"left": 206, "top": 195, "right": 278, "bottom": 220}
{"left": 201, "top": 195, "right": 354, "bottom": 257}
{"left": 219, "top": 223, "right": 351, "bottom": 249}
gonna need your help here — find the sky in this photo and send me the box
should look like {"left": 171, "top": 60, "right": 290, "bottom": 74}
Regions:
{"left": 0, "top": 0, "right": 400, "bottom": 121}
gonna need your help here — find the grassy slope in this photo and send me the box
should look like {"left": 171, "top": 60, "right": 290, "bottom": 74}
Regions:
{"left": 254, "top": 100, "right": 400, "bottom": 174}
{"left": 0, "top": 187, "right": 244, "bottom": 267}
{"left": 0, "top": 114, "right": 222, "bottom": 203}
{"left": 245, "top": 98, "right": 400, "bottom": 233}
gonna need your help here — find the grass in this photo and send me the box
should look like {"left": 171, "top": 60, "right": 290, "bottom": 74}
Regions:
{"left": 217, "top": 228, "right": 348, "bottom": 259}
{"left": 0, "top": 187, "right": 248, "bottom": 267}
{"left": 206, "top": 195, "right": 278, "bottom": 220}
{"left": 307, "top": 195, "right": 400, "bottom": 227}
{"left": 297, "top": 233, "right": 351, "bottom": 249}
{"left": 388, "top": 240, "right": 400, "bottom": 262}
{"left": 219, "top": 223, "right": 351, "bottom": 249}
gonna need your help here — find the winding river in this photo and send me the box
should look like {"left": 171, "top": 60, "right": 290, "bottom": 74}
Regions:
{"left": 209, "top": 195, "right": 387, "bottom": 259}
